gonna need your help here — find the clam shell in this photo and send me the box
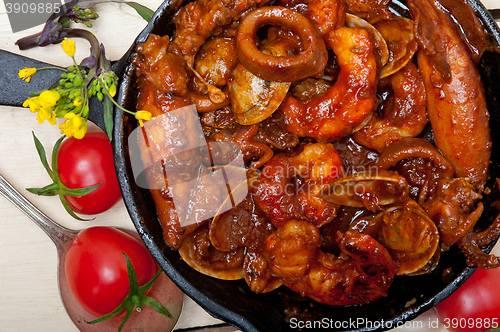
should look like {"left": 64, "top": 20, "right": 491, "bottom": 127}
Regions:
{"left": 319, "top": 169, "right": 409, "bottom": 211}
{"left": 356, "top": 200, "right": 440, "bottom": 276}
{"left": 346, "top": 13, "right": 390, "bottom": 69}
{"left": 229, "top": 40, "right": 292, "bottom": 125}
{"left": 374, "top": 17, "right": 419, "bottom": 78}
{"left": 178, "top": 231, "right": 245, "bottom": 280}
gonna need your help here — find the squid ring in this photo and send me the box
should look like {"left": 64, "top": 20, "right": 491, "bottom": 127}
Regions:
{"left": 236, "top": 6, "right": 328, "bottom": 82}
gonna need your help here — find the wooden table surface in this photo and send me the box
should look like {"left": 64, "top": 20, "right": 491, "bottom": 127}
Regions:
{"left": 0, "top": 0, "right": 499, "bottom": 331}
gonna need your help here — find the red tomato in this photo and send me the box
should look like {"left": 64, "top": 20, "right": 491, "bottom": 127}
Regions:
{"left": 57, "top": 131, "right": 121, "bottom": 214}
{"left": 436, "top": 267, "right": 500, "bottom": 332}
{"left": 65, "top": 227, "right": 158, "bottom": 317}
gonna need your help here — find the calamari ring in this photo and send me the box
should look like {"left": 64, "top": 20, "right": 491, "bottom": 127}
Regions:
{"left": 375, "top": 137, "right": 455, "bottom": 179}
{"left": 236, "top": 6, "right": 328, "bottom": 82}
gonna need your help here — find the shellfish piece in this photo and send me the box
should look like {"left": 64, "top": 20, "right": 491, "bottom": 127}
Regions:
{"left": 244, "top": 251, "right": 283, "bottom": 293}
{"left": 345, "top": 13, "right": 389, "bottom": 68}
{"left": 373, "top": 17, "right": 419, "bottom": 78}
{"left": 423, "top": 178, "right": 483, "bottom": 246}
{"left": 319, "top": 169, "right": 409, "bottom": 211}
{"left": 178, "top": 225, "right": 245, "bottom": 280}
{"left": 209, "top": 175, "right": 263, "bottom": 252}
{"left": 376, "top": 137, "right": 455, "bottom": 179}
{"left": 229, "top": 39, "right": 293, "bottom": 125}
{"left": 236, "top": 6, "right": 328, "bottom": 82}
{"left": 367, "top": 200, "right": 440, "bottom": 275}
{"left": 194, "top": 37, "right": 238, "bottom": 87}
{"left": 265, "top": 220, "right": 398, "bottom": 305}
{"left": 279, "top": 27, "right": 378, "bottom": 142}
{"left": 352, "top": 61, "right": 427, "bottom": 152}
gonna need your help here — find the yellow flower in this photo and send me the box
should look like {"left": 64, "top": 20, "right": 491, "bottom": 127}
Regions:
{"left": 59, "top": 113, "right": 87, "bottom": 138}
{"left": 39, "top": 90, "right": 60, "bottom": 108}
{"left": 61, "top": 38, "right": 76, "bottom": 57}
{"left": 23, "top": 96, "right": 41, "bottom": 113}
{"left": 73, "top": 97, "right": 83, "bottom": 107}
{"left": 135, "top": 110, "right": 152, "bottom": 127}
{"left": 109, "top": 84, "right": 117, "bottom": 98}
{"left": 23, "top": 96, "right": 56, "bottom": 125}
{"left": 36, "top": 107, "right": 57, "bottom": 125}
{"left": 18, "top": 67, "right": 37, "bottom": 82}
{"left": 73, "top": 119, "right": 88, "bottom": 139}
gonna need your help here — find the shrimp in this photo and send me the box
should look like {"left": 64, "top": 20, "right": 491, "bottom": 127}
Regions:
{"left": 279, "top": 27, "right": 378, "bottom": 142}
{"left": 304, "top": 0, "right": 345, "bottom": 38}
{"left": 264, "top": 220, "right": 397, "bottom": 305}
{"left": 253, "top": 143, "right": 343, "bottom": 228}
{"left": 408, "top": 0, "right": 491, "bottom": 185}
{"left": 353, "top": 61, "right": 427, "bottom": 152}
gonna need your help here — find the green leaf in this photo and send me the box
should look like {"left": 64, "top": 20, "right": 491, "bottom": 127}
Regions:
{"left": 141, "top": 295, "right": 172, "bottom": 318}
{"left": 26, "top": 188, "right": 42, "bottom": 195}
{"left": 103, "top": 94, "right": 114, "bottom": 141}
{"left": 86, "top": 301, "right": 128, "bottom": 325}
{"left": 138, "top": 269, "right": 161, "bottom": 292}
{"left": 61, "top": 182, "right": 101, "bottom": 197}
{"left": 118, "top": 306, "right": 135, "bottom": 332}
{"left": 26, "top": 182, "right": 60, "bottom": 196}
{"left": 124, "top": 252, "right": 140, "bottom": 294}
{"left": 51, "top": 135, "right": 66, "bottom": 177}
{"left": 59, "top": 192, "right": 94, "bottom": 221}
{"left": 125, "top": 2, "right": 154, "bottom": 22}
{"left": 32, "top": 132, "right": 54, "bottom": 180}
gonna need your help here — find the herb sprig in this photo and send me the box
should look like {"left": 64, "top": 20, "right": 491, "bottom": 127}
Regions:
{"left": 16, "top": 0, "right": 154, "bottom": 140}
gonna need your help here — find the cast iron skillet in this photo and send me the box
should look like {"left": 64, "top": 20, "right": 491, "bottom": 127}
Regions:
{"left": 1, "top": 0, "right": 500, "bottom": 331}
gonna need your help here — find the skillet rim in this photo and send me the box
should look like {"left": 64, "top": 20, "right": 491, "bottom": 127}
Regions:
{"left": 112, "top": 1, "right": 500, "bottom": 331}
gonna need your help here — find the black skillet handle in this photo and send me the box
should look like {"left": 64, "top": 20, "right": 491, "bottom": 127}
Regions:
{"left": 0, "top": 49, "right": 106, "bottom": 132}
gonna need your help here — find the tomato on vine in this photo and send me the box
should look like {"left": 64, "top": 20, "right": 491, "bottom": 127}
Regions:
{"left": 27, "top": 131, "right": 121, "bottom": 219}
{"left": 65, "top": 226, "right": 172, "bottom": 331}
{"left": 57, "top": 131, "right": 121, "bottom": 215}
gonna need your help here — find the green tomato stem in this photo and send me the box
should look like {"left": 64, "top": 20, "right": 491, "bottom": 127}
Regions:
{"left": 84, "top": 253, "right": 171, "bottom": 330}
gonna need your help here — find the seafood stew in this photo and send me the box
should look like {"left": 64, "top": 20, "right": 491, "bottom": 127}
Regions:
{"left": 113, "top": 0, "right": 500, "bottom": 330}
